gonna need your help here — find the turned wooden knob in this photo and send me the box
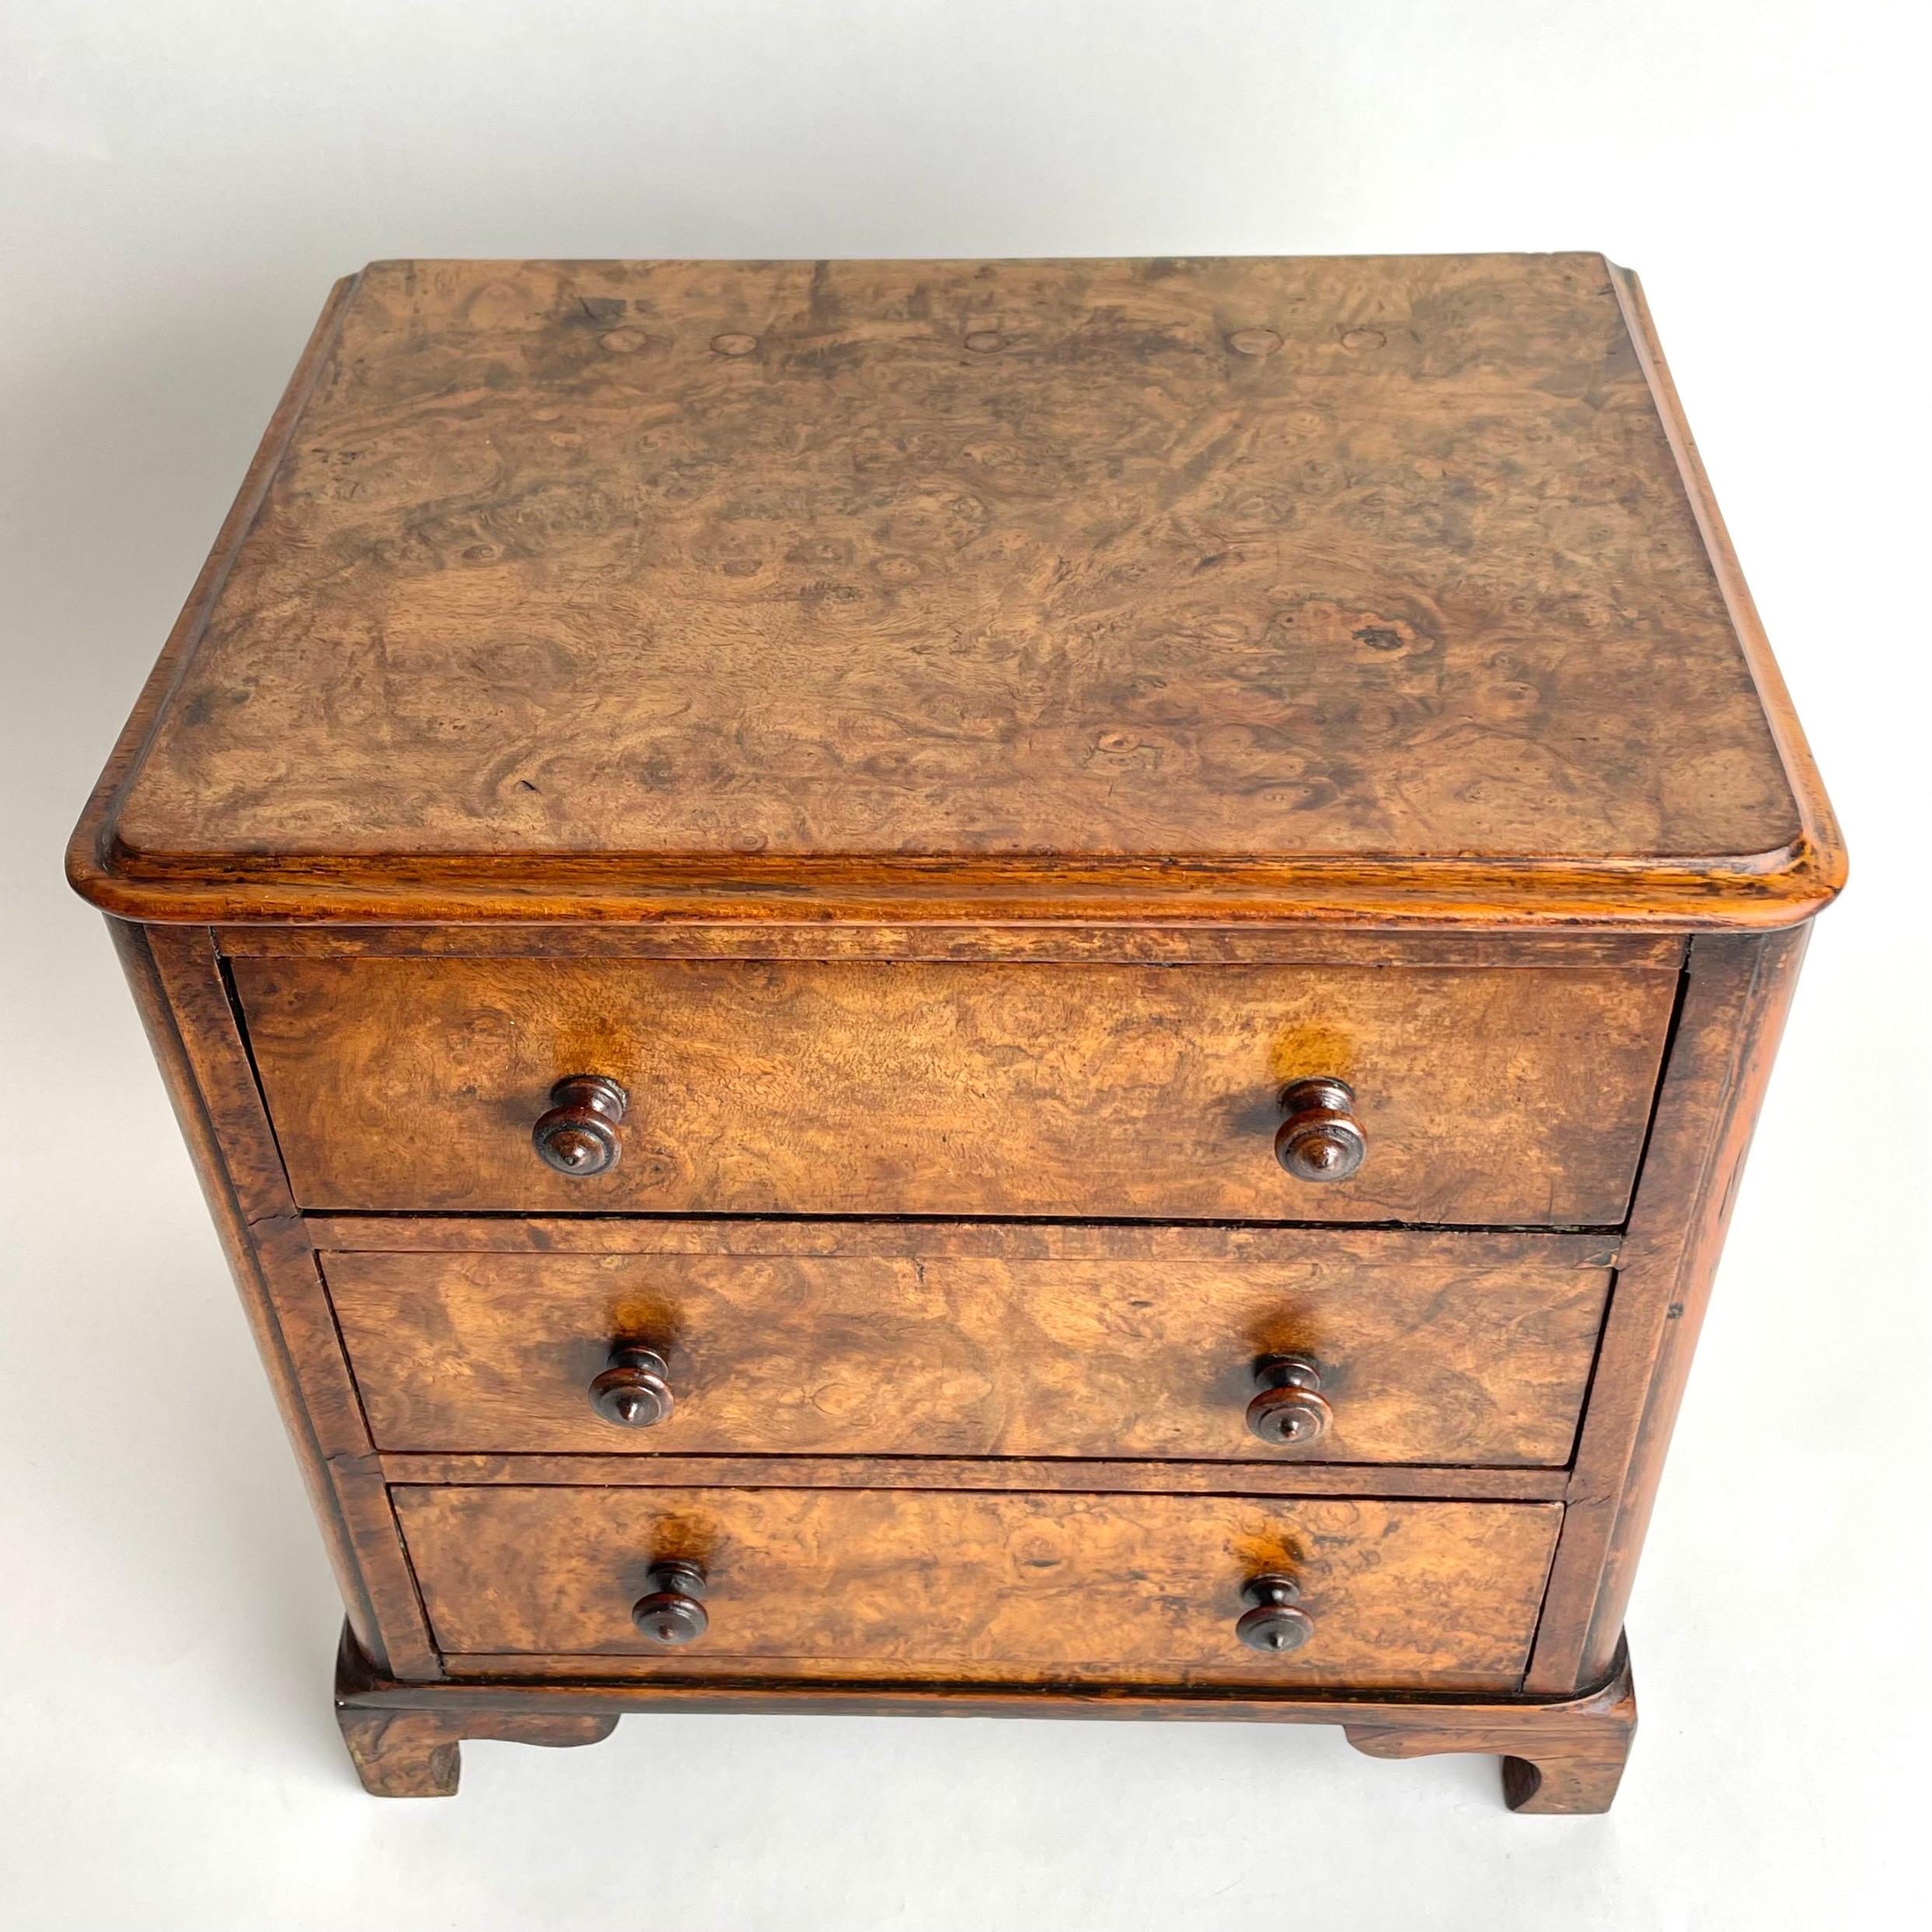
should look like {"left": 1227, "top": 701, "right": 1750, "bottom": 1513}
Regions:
{"left": 532, "top": 1075, "right": 628, "bottom": 1176}
{"left": 631, "top": 1560, "right": 708, "bottom": 1645}
{"left": 1275, "top": 1076, "right": 1365, "bottom": 1183}
{"left": 1246, "top": 1354, "right": 1334, "bottom": 1447}
{"left": 588, "top": 1344, "right": 675, "bottom": 1428}
{"left": 1236, "top": 1574, "right": 1314, "bottom": 1655}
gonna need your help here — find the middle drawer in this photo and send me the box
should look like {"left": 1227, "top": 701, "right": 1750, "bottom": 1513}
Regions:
{"left": 321, "top": 1226, "right": 1612, "bottom": 1466}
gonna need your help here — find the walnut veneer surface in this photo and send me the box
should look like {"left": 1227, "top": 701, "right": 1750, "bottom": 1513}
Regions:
{"left": 325, "top": 1242, "right": 1609, "bottom": 1465}
{"left": 70, "top": 253, "right": 1839, "bottom": 926}
{"left": 396, "top": 1487, "right": 1561, "bottom": 1693}
{"left": 235, "top": 956, "right": 1673, "bottom": 1221}
{"left": 71, "top": 255, "right": 1841, "bottom": 1812}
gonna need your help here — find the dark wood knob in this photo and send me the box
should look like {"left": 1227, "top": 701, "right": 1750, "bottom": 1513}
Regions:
{"left": 631, "top": 1560, "right": 708, "bottom": 1646}
{"left": 588, "top": 1344, "right": 674, "bottom": 1428}
{"left": 1236, "top": 1574, "right": 1314, "bottom": 1655}
{"left": 532, "top": 1075, "right": 628, "bottom": 1176}
{"left": 1275, "top": 1076, "right": 1365, "bottom": 1183}
{"left": 1245, "top": 1354, "right": 1334, "bottom": 1447}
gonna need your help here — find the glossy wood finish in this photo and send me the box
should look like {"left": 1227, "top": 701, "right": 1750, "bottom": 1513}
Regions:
{"left": 73, "top": 255, "right": 1840, "bottom": 1813}
{"left": 1344, "top": 1641, "right": 1638, "bottom": 1814}
{"left": 335, "top": 1623, "right": 616, "bottom": 1796}
{"left": 1235, "top": 1575, "right": 1315, "bottom": 1654}
{"left": 530, "top": 1074, "right": 629, "bottom": 1177}
{"left": 630, "top": 1560, "right": 711, "bottom": 1647}
{"left": 393, "top": 1485, "right": 1561, "bottom": 1692}
{"left": 1526, "top": 926, "right": 1811, "bottom": 1690}
{"left": 1274, "top": 1076, "right": 1366, "bottom": 1183}
{"left": 1246, "top": 1355, "right": 1334, "bottom": 1447}
{"left": 236, "top": 956, "right": 1672, "bottom": 1222}
{"left": 306, "top": 1217, "right": 1621, "bottom": 1264}
{"left": 69, "top": 257, "right": 1840, "bottom": 931}
{"left": 587, "top": 1344, "right": 675, "bottom": 1429}
{"left": 218, "top": 926, "right": 1688, "bottom": 967}
{"left": 337, "top": 1621, "right": 1636, "bottom": 1810}
{"left": 116, "top": 926, "right": 439, "bottom": 1680}
{"left": 375, "top": 1453, "right": 1569, "bottom": 1501}
{"left": 88, "top": 918, "right": 1815, "bottom": 1810}
{"left": 1577, "top": 929, "right": 1812, "bottom": 1681}
{"left": 323, "top": 1241, "right": 1609, "bottom": 1465}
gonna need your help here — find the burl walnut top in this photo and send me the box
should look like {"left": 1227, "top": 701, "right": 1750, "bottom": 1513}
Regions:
{"left": 72, "top": 255, "right": 1840, "bottom": 926}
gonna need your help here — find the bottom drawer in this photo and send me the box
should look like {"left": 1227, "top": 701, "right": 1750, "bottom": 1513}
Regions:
{"left": 395, "top": 1486, "right": 1561, "bottom": 1693}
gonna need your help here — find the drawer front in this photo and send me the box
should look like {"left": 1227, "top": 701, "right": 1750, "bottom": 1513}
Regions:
{"left": 235, "top": 957, "right": 1672, "bottom": 1223}
{"left": 395, "top": 1485, "right": 1562, "bottom": 1692}
{"left": 327, "top": 1241, "right": 1609, "bottom": 1466}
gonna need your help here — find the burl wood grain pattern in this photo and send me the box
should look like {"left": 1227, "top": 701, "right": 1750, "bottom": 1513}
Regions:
{"left": 324, "top": 1244, "right": 1609, "bottom": 1466}
{"left": 393, "top": 1486, "right": 1560, "bottom": 1693}
{"left": 63, "top": 253, "right": 1845, "bottom": 1815}
{"left": 218, "top": 926, "right": 1687, "bottom": 967}
{"left": 109, "top": 254, "right": 1796, "bottom": 867}
{"left": 234, "top": 956, "right": 1673, "bottom": 1222}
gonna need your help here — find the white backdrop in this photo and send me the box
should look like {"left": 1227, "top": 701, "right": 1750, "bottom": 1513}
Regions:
{"left": 3, "top": 5, "right": 1927, "bottom": 1928}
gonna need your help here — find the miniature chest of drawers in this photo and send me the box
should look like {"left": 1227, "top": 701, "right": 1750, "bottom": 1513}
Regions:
{"left": 70, "top": 254, "right": 1842, "bottom": 1812}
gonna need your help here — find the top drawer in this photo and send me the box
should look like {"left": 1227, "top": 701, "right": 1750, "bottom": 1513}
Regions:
{"left": 232, "top": 957, "right": 1673, "bottom": 1224}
